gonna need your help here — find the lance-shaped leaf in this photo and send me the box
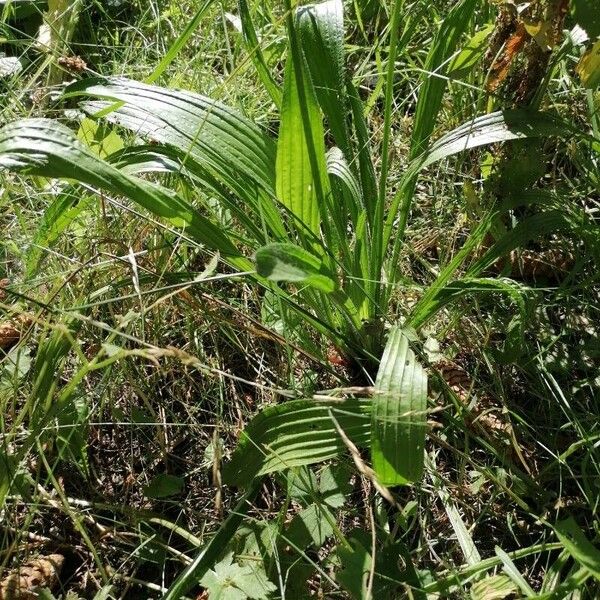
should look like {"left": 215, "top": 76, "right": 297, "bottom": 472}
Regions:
{"left": 223, "top": 398, "right": 372, "bottom": 487}
{"left": 297, "top": 0, "right": 351, "bottom": 160}
{"left": 0, "top": 119, "right": 247, "bottom": 266}
{"left": 371, "top": 327, "right": 427, "bottom": 485}
{"left": 276, "top": 9, "right": 331, "bottom": 237}
{"left": 63, "top": 77, "right": 286, "bottom": 240}
{"left": 255, "top": 243, "right": 337, "bottom": 293}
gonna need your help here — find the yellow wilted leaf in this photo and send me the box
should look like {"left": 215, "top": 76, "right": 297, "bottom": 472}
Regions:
{"left": 577, "top": 40, "right": 600, "bottom": 89}
{"left": 523, "top": 18, "right": 555, "bottom": 50}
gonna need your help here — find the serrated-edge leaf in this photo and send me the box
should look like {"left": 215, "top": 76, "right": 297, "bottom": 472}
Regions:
{"left": 371, "top": 327, "right": 427, "bottom": 485}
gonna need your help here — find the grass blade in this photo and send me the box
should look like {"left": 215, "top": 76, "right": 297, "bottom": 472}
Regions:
{"left": 495, "top": 546, "right": 536, "bottom": 596}
{"left": 146, "top": 0, "right": 214, "bottom": 84}
{"left": 26, "top": 189, "right": 95, "bottom": 278}
{"left": 238, "top": 0, "right": 282, "bottom": 108}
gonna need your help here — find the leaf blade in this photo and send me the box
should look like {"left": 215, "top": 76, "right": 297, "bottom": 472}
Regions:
{"left": 276, "top": 9, "right": 331, "bottom": 238}
{"left": 371, "top": 327, "right": 427, "bottom": 485}
{"left": 255, "top": 243, "right": 338, "bottom": 293}
{"left": 223, "top": 398, "right": 372, "bottom": 487}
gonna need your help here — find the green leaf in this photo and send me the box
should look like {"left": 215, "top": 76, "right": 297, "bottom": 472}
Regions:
{"left": 92, "top": 585, "right": 116, "bottom": 600}
{"left": 386, "top": 108, "right": 591, "bottom": 253}
{"left": 64, "top": 77, "right": 285, "bottom": 238}
{"left": 465, "top": 211, "right": 575, "bottom": 277}
{"left": 0, "top": 119, "right": 247, "bottom": 266}
{"left": 164, "top": 481, "right": 261, "bottom": 600}
{"left": 277, "top": 9, "right": 331, "bottom": 237}
{"left": 285, "top": 504, "right": 334, "bottom": 548}
{"left": 421, "top": 110, "right": 585, "bottom": 171}
{"left": 143, "top": 474, "right": 184, "bottom": 499}
{"left": 200, "top": 552, "right": 276, "bottom": 600}
{"left": 55, "top": 395, "right": 89, "bottom": 474}
{"left": 237, "top": 0, "right": 282, "bottom": 108}
{"left": 335, "top": 535, "right": 372, "bottom": 599}
{"left": 572, "top": 0, "right": 600, "bottom": 40}
{"left": 255, "top": 243, "right": 337, "bottom": 292}
{"left": 495, "top": 546, "right": 536, "bottom": 597}
{"left": 347, "top": 81, "right": 378, "bottom": 215}
{"left": 319, "top": 463, "right": 351, "bottom": 509}
{"left": 223, "top": 398, "right": 371, "bottom": 487}
{"left": 371, "top": 327, "right": 427, "bottom": 485}
{"left": 77, "top": 118, "right": 124, "bottom": 158}
{"left": 297, "top": 0, "right": 352, "bottom": 160}
{"left": 65, "top": 78, "right": 276, "bottom": 193}
{"left": 447, "top": 24, "right": 494, "bottom": 80}
{"left": 26, "top": 190, "right": 95, "bottom": 278}
{"left": 439, "top": 488, "right": 481, "bottom": 566}
{"left": 408, "top": 277, "right": 528, "bottom": 334}
{"left": 286, "top": 466, "right": 318, "bottom": 505}
{"left": 334, "top": 531, "right": 421, "bottom": 600}
{"left": 554, "top": 517, "right": 600, "bottom": 580}
{"left": 145, "top": 0, "right": 214, "bottom": 84}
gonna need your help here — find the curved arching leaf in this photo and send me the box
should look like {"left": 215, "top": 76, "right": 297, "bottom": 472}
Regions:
{"left": 223, "top": 398, "right": 371, "bottom": 487}
{"left": 63, "top": 77, "right": 286, "bottom": 238}
{"left": 65, "top": 77, "right": 276, "bottom": 191}
{"left": 386, "top": 108, "right": 595, "bottom": 254}
{"left": 0, "top": 119, "right": 248, "bottom": 267}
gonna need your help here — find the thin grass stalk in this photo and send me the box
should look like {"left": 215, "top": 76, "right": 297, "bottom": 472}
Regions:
{"left": 372, "top": 0, "right": 403, "bottom": 306}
